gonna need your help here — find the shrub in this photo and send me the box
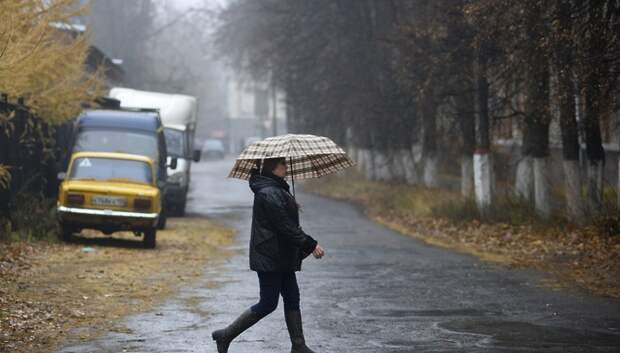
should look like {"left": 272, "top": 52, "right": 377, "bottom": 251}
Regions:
{"left": 1, "top": 193, "right": 58, "bottom": 241}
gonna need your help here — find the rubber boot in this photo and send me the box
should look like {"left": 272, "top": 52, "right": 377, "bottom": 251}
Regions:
{"left": 212, "top": 309, "right": 262, "bottom": 353}
{"left": 285, "top": 309, "right": 317, "bottom": 353}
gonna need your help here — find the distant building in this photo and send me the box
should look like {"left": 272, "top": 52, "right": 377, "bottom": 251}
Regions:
{"left": 225, "top": 70, "right": 287, "bottom": 154}
{"left": 50, "top": 22, "right": 125, "bottom": 86}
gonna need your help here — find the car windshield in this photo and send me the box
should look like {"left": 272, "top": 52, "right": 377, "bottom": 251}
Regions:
{"left": 75, "top": 129, "right": 159, "bottom": 161}
{"left": 70, "top": 157, "right": 152, "bottom": 184}
{"left": 164, "top": 128, "right": 186, "bottom": 157}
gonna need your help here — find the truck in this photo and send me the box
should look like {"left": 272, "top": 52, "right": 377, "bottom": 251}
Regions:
{"left": 70, "top": 107, "right": 173, "bottom": 229}
{"left": 109, "top": 88, "right": 201, "bottom": 216}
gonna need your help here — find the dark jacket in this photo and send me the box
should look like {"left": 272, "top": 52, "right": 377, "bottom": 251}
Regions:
{"left": 249, "top": 169, "right": 317, "bottom": 272}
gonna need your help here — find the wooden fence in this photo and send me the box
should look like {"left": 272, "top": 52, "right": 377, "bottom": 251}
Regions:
{"left": 0, "top": 94, "right": 73, "bottom": 220}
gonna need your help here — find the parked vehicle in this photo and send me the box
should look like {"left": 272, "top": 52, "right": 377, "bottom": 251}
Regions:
{"left": 57, "top": 152, "right": 162, "bottom": 248}
{"left": 162, "top": 124, "right": 200, "bottom": 215}
{"left": 202, "top": 139, "right": 225, "bottom": 160}
{"left": 109, "top": 88, "right": 200, "bottom": 216}
{"left": 70, "top": 108, "right": 175, "bottom": 229}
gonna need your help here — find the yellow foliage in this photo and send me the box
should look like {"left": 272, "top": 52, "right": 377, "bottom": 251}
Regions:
{"left": 0, "top": 165, "right": 11, "bottom": 189}
{"left": 0, "top": 0, "right": 104, "bottom": 123}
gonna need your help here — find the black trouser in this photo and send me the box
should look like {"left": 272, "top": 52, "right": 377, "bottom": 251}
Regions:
{"left": 250, "top": 271, "right": 300, "bottom": 317}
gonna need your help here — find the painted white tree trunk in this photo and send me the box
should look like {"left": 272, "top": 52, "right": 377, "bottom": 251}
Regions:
{"left": 389, "top": 149, "right": 407, "bottom": 181}
{"left": 587, "top": 160, "right": 604, "bottom": 212}
{"left": 356, "top": 148, "right": 367, "bottom": 173}
{"left": 474, "top": 152, "right": 492, "bottom": 210}
{"left": 374, "top": 151, "right": 392, "bottom": 181}
{"left": 423, "top": 155, "right": 439, "bottom": 188}
{"left": 533, "top": 157, "right": 551, "bottom": 218}
{"left": 372, "top": 151, "right": 383, "bottom": 180}
{"left": 348, "top": 146, "right": 358, "bottom": 169}
{"left": 358, "top": 148, "right": 373, "bottom": 180}
{"left": 515, "top": 156, "right": 534, "bottom": 202}
{"left": 402, "top": 150, "right": 418, "bottom": 185}
{"left": 563, "top": 160, "right": 584, "bottom": 221}
{"left": 461, "top": 155, "right": 474, "bottom": 198}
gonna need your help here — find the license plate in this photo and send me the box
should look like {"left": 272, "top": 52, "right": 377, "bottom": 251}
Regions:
{"left": 92, "top": 195, "right": 127, "bottom": 207}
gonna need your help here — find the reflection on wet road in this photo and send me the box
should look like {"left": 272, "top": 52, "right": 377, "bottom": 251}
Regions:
{"left": 57, "top": 157, "right": 620, "bottom": 353}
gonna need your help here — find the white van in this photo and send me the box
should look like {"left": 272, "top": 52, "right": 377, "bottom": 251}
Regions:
{"left": 109, "top": 88, "right": 200, "bottom": 216}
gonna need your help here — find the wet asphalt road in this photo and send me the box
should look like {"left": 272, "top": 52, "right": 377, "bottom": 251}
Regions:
{"left": 57, "top": 158, "right": 620, "bottom": 353}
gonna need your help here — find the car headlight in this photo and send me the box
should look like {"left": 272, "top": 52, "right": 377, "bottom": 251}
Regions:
{"left": 167, "top": 172, "right": 185, "bottom": 185}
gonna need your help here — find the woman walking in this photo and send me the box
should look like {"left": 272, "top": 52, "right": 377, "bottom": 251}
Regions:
{"left": 212, "top": 157, "right": 325, "bottom": 353}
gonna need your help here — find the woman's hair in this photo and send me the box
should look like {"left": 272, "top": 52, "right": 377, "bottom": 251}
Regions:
{"left": 257, "top": 157, "right": 286, "bottom": 174}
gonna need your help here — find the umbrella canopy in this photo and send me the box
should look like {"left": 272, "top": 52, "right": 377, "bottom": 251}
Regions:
{"left": 228, "top": 134, "right": 354, "bottom": 181}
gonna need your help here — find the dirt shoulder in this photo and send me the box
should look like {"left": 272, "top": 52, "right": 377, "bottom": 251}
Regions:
{"left": 303, "top": 174, "right": 620, "bottom": 300}
{"left": 0, "top": 217, "right": 235, "bottom": 353}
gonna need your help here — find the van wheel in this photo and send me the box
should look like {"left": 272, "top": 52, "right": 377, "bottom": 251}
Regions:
{"left": 156, "top": 213, "right": 167, "bottom": 229}
{"left": 177, "top": 193, "right": 187, "bottom": 217}
{"left": 59, "top": 224, "right": 73, "bottom": 242}
{"left": 143, "top": 229, "right": 157, "bottom": 248}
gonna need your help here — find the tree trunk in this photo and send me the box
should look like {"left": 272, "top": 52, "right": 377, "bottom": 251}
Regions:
{"left": 357, "top": 148, "right": 372, "bottom": 179}
{"left": 461, "top": 156, "right": 474, "bottom": 197}
{"left": 553, "top": 0, "right": 584, "bottom": 220}
{"left": 423, "top": 155, "right": 439, "bottom": 188}
{"left": 421, "top": 86, "right": 438, "bottom": 188}
{"left": 581, "top": 3, "right": 607, "bottom": 212}
{"left": 583, "top": 81, "right": 606, "bottom": 211}
{"left": 365, "top": 148, "right": 376, "bottom": 180}
{"left": 456, "top": 89, "right": 476, "bottom": 198}
{"left": 583, "top": 86, "right": 606, "bottom": 211}
{"left": 404, "top": 147, "right": 418, "bottom": 185}
{"left": 374, "top": 150, "right": 392, "bottom": 181}
{"left": 533, "top": 157, "right": 551, "bottom": 218}
{"left": 391, "top": 149, "right": 408, "bottom": 182}
{"left": 474, "top": 44, "right": 492, "bottom": 211}
{"left": 474, "top": 151, "right": 492, "bottom": 210}
{"left": 520, "top": 2, "right": 551, "bottom": 217}
{"left": 515, "top": 157, "right": 534, "bottom": 201}
{"left": 587, "top": 159, "right": 604, "bottom": 210}
{"left": 354, "top": 147, "right": 364, "bottom": 173}
{"left": 520, "top": 116, "right": 551, "bottom": 217}
{"left": 563, "top": 160, "right": 585, "bottom": 220}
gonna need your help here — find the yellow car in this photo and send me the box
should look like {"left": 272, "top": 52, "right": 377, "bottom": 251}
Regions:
{"left": 57, "top": 152, "right": 162, "bottom": 248}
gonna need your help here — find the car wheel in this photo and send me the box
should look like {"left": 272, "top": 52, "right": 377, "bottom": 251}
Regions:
{"left": 178, "top": 192, "right": 187, "bottom": 217}
{"left": 178, "top": 202, "right": 186, "bottom": 217}
{"left": 156, "top": 213, "right": 167, "bottom": 229}
{"left": 59, "top": 224, "right": 73, "bottom": 242}
{"left": 143, "top": 229, "right": 157, "bottom": 248}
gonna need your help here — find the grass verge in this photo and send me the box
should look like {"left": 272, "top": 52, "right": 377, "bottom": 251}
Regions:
{"left": 0, "top": 217, "right": 235, "bottom": 353}
{"left": 303, "top": 172, "right": 620, "bottom": 299}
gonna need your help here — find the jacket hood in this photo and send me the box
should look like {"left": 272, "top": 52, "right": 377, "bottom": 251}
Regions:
{"left": 249, "top": 169, "right": 290, "bottom": 194}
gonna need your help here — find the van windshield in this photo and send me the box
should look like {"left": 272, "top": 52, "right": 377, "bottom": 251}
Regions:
{"left": 75, "top": 129, "right": 158, "bottom": 161}
{"left": 70, "top": 157, "right": 152, "bottom": 184}
{"left": 164, "top": 128, "right": 186, "bottom": 158}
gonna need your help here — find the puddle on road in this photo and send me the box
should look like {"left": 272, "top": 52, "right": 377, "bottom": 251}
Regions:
{"left": 439, "top": 319, "right": 620, "bottom": 349}
{"left": 361, "top": 308, "right": 499, "bottom": 318}
{"left": 379, "top": 338, "right": 459, "bottom": 350}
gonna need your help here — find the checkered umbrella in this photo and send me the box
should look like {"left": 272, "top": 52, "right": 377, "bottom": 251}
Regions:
{"left": 228, "top": 134, "right": 354, "bottom": 190}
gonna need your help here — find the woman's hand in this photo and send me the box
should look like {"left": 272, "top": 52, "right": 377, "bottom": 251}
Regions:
{"left": 312, "top": 244, "right": 325, "bottom": 259}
